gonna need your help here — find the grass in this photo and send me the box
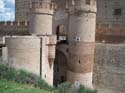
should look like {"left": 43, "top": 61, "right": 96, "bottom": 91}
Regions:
{"left": 0, "top": 80, "right": 97, "bottom": 93}
{"left": 0, "top": 64, "right": 53, "bottom": 91}
{"left": 0, "top": 64, "right": 97, "bottom": 93}
{"left": 56, "top": 82, "right": 96, "bottom": 93}
{"left": 0, "top": 79, "right": 49, "bottom": 93}
{"left": 78, "top": 85, "right": 97, "bottom": 93}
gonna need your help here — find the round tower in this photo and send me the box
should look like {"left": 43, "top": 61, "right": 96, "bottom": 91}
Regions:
{"left": 67, "top": 0, "right": 97, "bottom": 88}
{"left": 30, "top": 0, "right": 56, "bottom": 35}
{"left": 29, "top": 0, "right": 57, "bottom": 86}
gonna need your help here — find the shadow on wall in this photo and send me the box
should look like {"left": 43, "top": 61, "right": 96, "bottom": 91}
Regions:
{"left": 54, "top": 49, "right": 68, "bottom": 86}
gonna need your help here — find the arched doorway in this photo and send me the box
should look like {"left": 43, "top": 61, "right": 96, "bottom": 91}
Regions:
{"left": 54, "top": 49, "right": 68, "bottom": 85}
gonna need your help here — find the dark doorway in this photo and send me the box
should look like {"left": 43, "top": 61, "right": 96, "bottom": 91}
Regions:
{"left": 56, "top": 26, "right": 60, "bottom": 40}
{"left": 54, "top": 50, "right": 67, "bottom": 86}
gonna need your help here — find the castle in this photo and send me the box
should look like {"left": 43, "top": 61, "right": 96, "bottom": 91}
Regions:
{"left": 0, "top": 0, "right": 125, "bottom": 93}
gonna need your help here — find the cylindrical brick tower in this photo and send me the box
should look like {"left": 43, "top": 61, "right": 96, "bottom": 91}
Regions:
{"left": 30, "top": 0, "right": 56, "bottom": 35}
{"left": 15, "top": 0, "right": 40, "bottom": 21}
{"left": 29, "top": 0, "right": 57, "bottom": 86}
{"left": 67, "top": 0, "right": 97, "bottom": 88}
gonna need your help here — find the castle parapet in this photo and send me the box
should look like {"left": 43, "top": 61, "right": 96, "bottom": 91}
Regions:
{"left": 0, "top": 21, "right": 29, "bottom": 35}
{"left": 30, "top": 2, "right": 56, "bottom": 10}
{"left": 68, "top": 0, "right": 97, "bottom": 14}
{"left": 29, "top": 1, "right": 57, "bottom": 35}
{"left": 0, "top": 21, "right": 29, "bottom": 27}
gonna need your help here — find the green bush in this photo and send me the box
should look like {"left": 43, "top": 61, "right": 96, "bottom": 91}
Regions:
{"left": 78, "top": 85, "right": 97, "bottom": 93}
{"left": 54, "top": 82, "right": 97, "bottom": 93}
{"left": 0, "top": 65, "right": 16, "bottom": 80}
{"left": 0, "top": 64, "right": 97, "bottom": 93}
{"left": 56, "top": 82, "right": 72, "bottom": 93}
{"left": 0, "top": 64, "right": 53, "bottom": 91}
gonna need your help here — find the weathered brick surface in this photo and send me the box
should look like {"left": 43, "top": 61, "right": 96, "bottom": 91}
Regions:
{"left": 93, "top": 43, "right": 125, "bottom": 93}
{"left": 6, "top": 36, "right": 41, "bottom": 75}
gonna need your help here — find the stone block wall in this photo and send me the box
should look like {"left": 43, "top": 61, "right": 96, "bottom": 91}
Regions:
{"left": 93, "top": 43, "right": 125, "bottom": 93}
{"left": 40, "top": 35, "right": 56, "bottom": 86}
{"left": 96, "top": 0, "right": 125, "bottom": 43}
{"left": 5, "top": 36, "right": 41, "bottom": 75}
{"left": 97, "top": 0, "right": 125, "bottom": 25}
{"left": 5, "top": 35, "right": 56, "bottom": 86}
{"left": 96, "top": 24, "right": 125, "bottom": 43}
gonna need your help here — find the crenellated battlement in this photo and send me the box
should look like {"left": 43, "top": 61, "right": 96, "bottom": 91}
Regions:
{"left": 68, "top": 0, "right": 97, "bottom": 13}
{"left": 0, "top": 21, "right": 29, "bottom": 35}
{"left": 0, "top": 21, "right": 29, "bottom": 27}
{"left": 68, "top": 0, "right": 96, "bottom": 6}
{"left": 30, "top": 2, "right": 57, "bottom": 10}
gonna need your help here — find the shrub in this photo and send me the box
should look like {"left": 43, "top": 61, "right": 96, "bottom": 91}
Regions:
{"left": 56, "top": 82, "right": 72, "bottom": 93}
{"left": 0, "top": 64, "right": 97, "bottom": 93}
{"left": 0, "top": 64, "right": 53, "bottom": 91}
{"left": 54, "top": 82, "right": 97, "bottom": 93}
{"left": 78, "top": 85, "right": 97, "bottom": 93}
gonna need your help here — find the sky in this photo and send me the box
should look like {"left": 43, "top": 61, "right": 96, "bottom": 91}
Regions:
{"left": 0, "top": 0, "right": 15, "bottom": 21}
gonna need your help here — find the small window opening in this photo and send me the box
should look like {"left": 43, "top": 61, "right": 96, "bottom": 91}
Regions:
{"left": 61, "top": 76, "right": 65, "bottom": 82}
{"left": 56, "top": 26, "right": 60, "bottom": 40}
{"left": 57, "top": 68, "right": 59, "bottom": 72}
{"left": 86, "top": 0, "right": 91, "bottom": 5}
{"left": 66, "top": 48, "right": 69, "bottom": 53}
{"left": 76, "top": 37, "right": 80, "bottom": 41}
{"left": 114, "top": 8, "right": 122, "bottom": 16}
{"left": 79, "top": 60, "right": 81, "bottom": 64}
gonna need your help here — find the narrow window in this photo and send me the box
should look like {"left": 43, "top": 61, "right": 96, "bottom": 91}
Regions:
{"left": 57, "top": 68, "right": 59, "bottom": 72}
{"left": 56, "top": 26, "right": 60, "bottom": 40}
{"left": 66, "top": 48, "right": 69, "bottom": 53}
{"left": 79, "top": 60, "right": 81, "bottom": 64}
